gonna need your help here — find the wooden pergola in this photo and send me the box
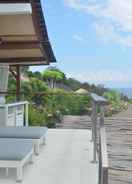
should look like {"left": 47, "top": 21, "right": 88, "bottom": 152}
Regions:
{"left": 0, "top": 0, "right": 56, "bottom": 100}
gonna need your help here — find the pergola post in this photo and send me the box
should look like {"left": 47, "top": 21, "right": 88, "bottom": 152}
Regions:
{"left": 16, "top": 66, "right": 21, "bottom": 101}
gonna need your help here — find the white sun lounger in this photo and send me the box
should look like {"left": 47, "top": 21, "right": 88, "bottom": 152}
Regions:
{"left": 0, "top": 127, "right": 48, "bottom": 155}
{"left": 0, "top": 139, "right": 34, "bottom": 182}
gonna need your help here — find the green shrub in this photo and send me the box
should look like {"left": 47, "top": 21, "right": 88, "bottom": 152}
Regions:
{"left": 46, "top": 89, "right": 91, "bottom": 116}
{"left": 28, "top": 105, "right": 47, "bottom": 127}
{"left": 103, "top": 90, "right": 127, "bottom": 115}
{"left": 28, "top": 105, "right": 63, "bottom": 128}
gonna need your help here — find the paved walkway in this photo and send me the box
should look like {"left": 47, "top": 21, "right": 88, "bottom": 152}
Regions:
{"left": 57, "top": 115, "right": 92, "bottom": 129}
{"left": 0, "top": 129, "right": 98, "bottom": 184}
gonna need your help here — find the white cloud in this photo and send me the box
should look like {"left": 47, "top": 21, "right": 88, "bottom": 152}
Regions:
{"left": 101, "top": 0, "right": 132, "bottom": 32}
{"left": 67, "top": 70, "right": 132, "bottom": 83}
{"left": 73, "top": 34, "right": 84, "bottom": 42}
{"left": 64, "top": 0, "right": 100, "bottom": 15}
{"left": 94, "top": 22, "right": 132, "bottom": 47}
{"left": 64, "top": 0, "right": 132, "bottom": 47}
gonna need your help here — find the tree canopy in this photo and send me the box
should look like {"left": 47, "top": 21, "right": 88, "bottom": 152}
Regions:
{"left": 43, "top": 67, "right": 66, "bottom": 88}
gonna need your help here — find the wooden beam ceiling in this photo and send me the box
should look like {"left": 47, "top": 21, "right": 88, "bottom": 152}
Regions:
{"left": 0, "top": 0, "right": 56, "bottom": 65}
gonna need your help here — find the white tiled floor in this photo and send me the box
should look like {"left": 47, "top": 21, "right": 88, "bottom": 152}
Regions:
{"left": 0, "top": 129, "right": 98, "bottom": 184}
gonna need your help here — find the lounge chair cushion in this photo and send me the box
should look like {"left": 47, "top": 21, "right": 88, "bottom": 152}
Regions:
{"left": 0, "top": 127, "right": 47, "bottom": 139}
{"left": 0, "top": 127, "right": 48, "bottom": 139}
{"left": 0, "top": 139, "right": 33, "bottom": 161}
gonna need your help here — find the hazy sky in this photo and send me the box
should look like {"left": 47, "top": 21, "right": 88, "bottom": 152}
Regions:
{"left": 30, "top": 0, "right": 132, "bottom": 88}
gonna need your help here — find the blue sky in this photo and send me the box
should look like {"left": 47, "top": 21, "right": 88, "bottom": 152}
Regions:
{"left": 30, "top": 0, "right": 132, "bottom": 88}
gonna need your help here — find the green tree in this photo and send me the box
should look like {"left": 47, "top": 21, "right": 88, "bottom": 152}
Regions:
{"left": 103, "top": 90, "right": 121, "bottom": 102}
{"left": 64, "top": 78, "right": 82, "bottom": 91}
{"left": 21, "top": 78, "right": 48, "bottom": 105}
{"left": 27, "top": 71, "right": 42, "bottom": 80}
{"left": 43, "top": 68, "right": 65, "bottom": 88}
{"left": 103, "top": 90, "right": 125, "bottom": 114}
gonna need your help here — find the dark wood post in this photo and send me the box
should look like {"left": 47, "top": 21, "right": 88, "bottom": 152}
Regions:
{"left": 16, "top": 66, "right": 21, "bottom": 101}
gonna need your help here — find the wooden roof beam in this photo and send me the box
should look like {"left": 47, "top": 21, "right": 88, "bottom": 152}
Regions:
{"left": 0, "top": 41, "right": 40, "bottom": 49}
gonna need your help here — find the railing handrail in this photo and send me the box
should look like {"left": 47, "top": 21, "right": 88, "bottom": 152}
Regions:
{"left": 100, "top": 126, "right": 108, "bottom": 168}
{"left": 99, "top": 125, "right": 108, "bottom": 184}
{"left": 91, "top": 93, "right": 109, "bottom": 105}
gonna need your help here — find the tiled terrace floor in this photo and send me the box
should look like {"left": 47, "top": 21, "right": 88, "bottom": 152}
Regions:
{"left": 0, "top": 129, "right": 98, "bottom": 184}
